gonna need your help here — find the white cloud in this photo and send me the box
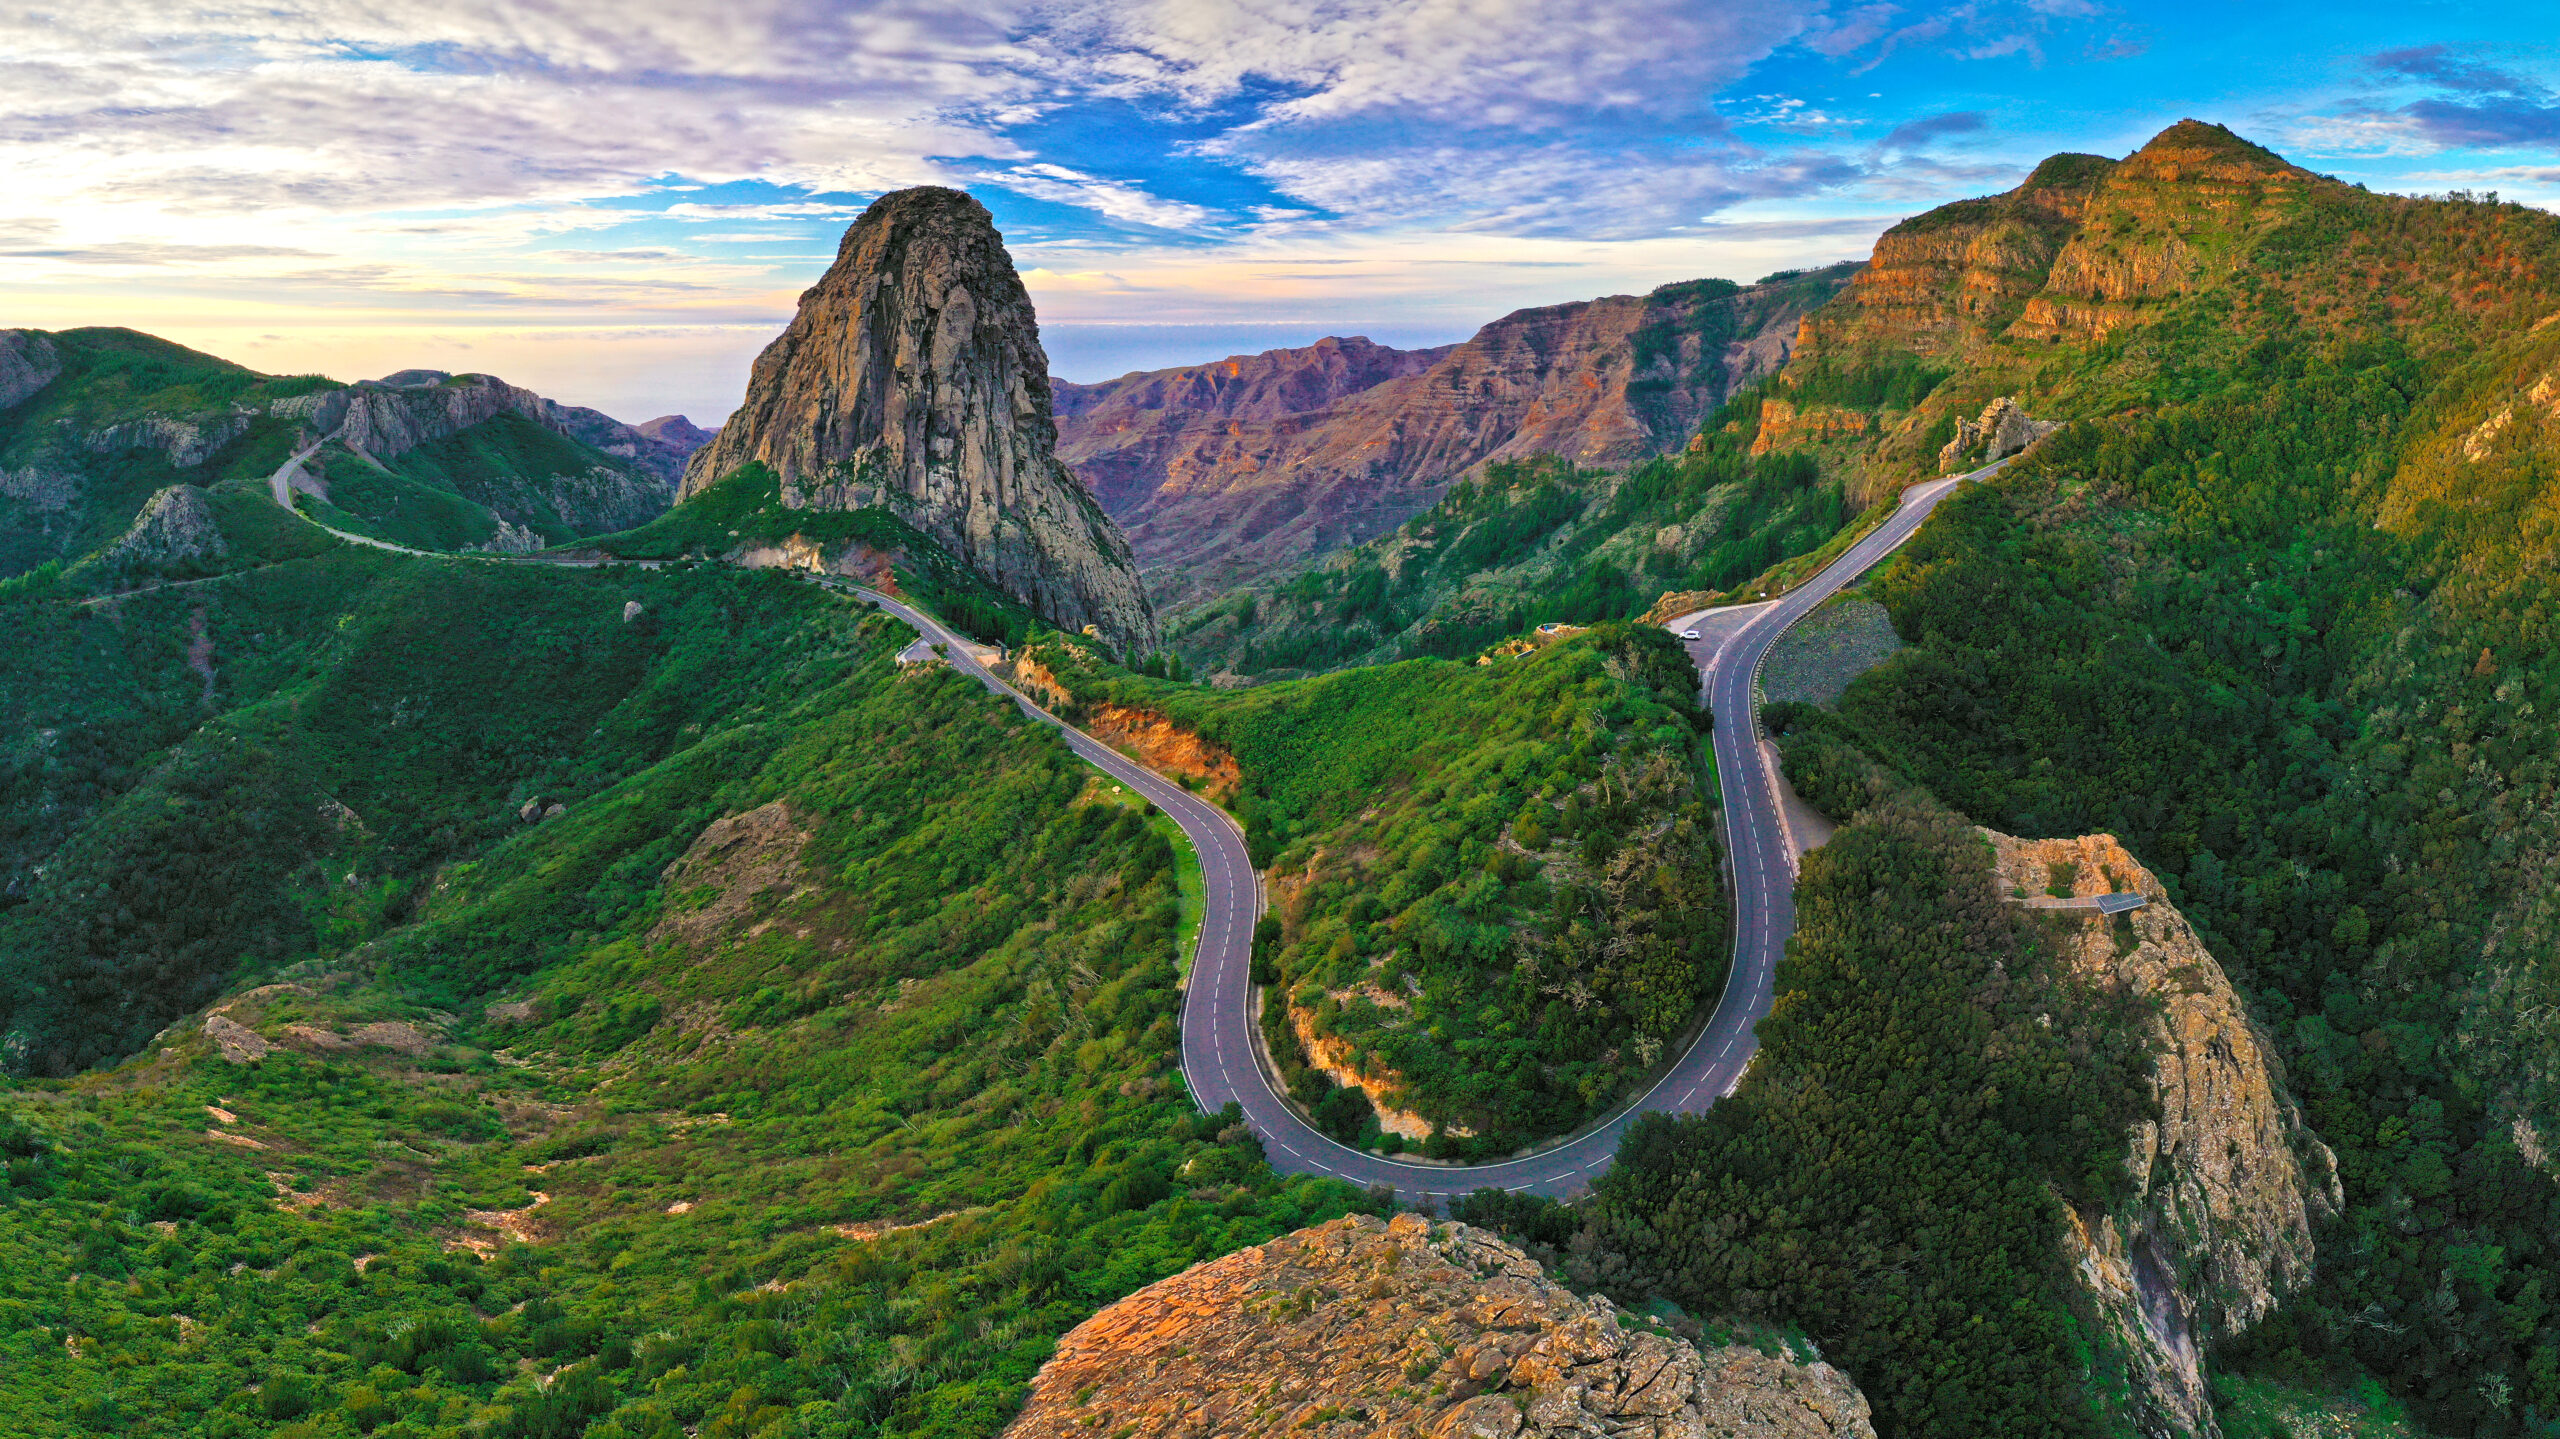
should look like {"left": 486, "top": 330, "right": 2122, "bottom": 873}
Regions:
{"left": 979, "top": 164, "right": 1217, "bottom": 230}
{"left": 1050, "top": 0, "right": 1813, "bottom": 127}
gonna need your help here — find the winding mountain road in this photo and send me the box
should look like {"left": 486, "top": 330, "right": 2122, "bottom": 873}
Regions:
{"left": 258, "top": 425, "right": 1996, "bottom": 1198}
{"left": 831, "top": 460, "right": 2004, "bottom": 1201}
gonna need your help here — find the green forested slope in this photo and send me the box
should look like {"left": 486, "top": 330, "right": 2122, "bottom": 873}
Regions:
{"left": 1585, "top": 792, "right": 2155, "bottom": 1439}
{"left": 1026, "top": 623, "right": 1719, "bottom": 1150}
{"left": 1, "top": 526, "right": 871, "bottom": 1074}
{"left": 0, "top": 638, "right": 1364, "bottom": 1437}
{"left": 1704, "top": 130, "right": 2560, "bottom": 1433}
{"left": 1163, "top": 424, "right": 1851, "bottom": 678}
{"left": 0, "top": 330, "right": 331, "bottom": 578}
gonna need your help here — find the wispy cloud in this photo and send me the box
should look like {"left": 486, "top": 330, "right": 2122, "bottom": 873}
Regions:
{"left": 1879, "top": 111, "right": 1991, "bottom": 152}
{"left": 2346, "top": 43, "right": 2560, "bottom": 153}
{"left": 979, "top": 163, "right": 1214, "bottom": 231}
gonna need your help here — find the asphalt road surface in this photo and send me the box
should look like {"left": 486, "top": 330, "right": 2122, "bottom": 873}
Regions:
{"left": 827, "top": 458, "right": 2003, "bottom": 1202}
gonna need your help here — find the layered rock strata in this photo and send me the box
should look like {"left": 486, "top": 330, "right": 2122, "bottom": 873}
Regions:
{"left": 681, "top": 187, "right": 1159, "bottom": 656}
{"left": 1004, "top": 1213, "right": 1876, "bottom": 1439}
{"left": 1991, "top": 831, "right": 2343, "bottom": 1439}
{"left": 1058, "top": 268, "right": 1857, "bottom": 606}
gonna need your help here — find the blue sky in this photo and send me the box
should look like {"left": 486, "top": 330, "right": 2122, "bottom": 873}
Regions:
{"left": 2, "top": 2, "right": 2555, "bottom": 423}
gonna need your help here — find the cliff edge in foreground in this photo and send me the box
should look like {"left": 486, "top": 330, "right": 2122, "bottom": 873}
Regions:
{"left": 1004, "top": 1213, "right": 1875, "bottom": 1439}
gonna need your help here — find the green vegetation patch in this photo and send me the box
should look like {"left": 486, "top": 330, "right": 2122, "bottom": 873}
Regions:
{"left": 1787, "top": 369, "right": 2560, "bottom": 1432}
{"left": 1029, "top": 623, "right": 1722, "bottom": 1150}
{"left": 299, "top": 445, "right": 506, "bottom": 551}
{"left": 1172, "top": 418, "right": 1850, "bottom": 679}
{"left": 0, "top": 553, "right": 868, "bottom": 1074}
{"left": 0, "top": 556, "right": 1373, "bottom": 1437}
{"left": 0, "top": 330, "right": 338, "bottom": 579}
{"left": 1585, "top": 790, "right": 2157, "bottom": 1439}
{"left": 385, "top": 413, "right": 660, "bottom": 544}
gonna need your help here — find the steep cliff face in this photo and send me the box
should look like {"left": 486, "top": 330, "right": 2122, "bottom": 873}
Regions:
{"left": 293, "top": 371, "right": 692, "bottom": 486}
{"left": 1991, "top": 831, "right": 2343, "bottom": 1439}
{"left": 1062, "top": 267, "right": 1857, "bottom": 606}
{"left": 1787, "top": 152, "right": 2114, "bottom": 373}
{"left": 0, "top": 330, "right": 62, "bottom": 411}
{"left": 1005, "top": 1213, "right": 1876, "bottom": 1439}
{"left": 681, "top": 187, "right": 1159, "bottom": 656}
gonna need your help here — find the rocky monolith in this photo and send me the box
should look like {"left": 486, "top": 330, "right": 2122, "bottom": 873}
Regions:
{"left": 680, "top": 187, "right": 1159, "bottom": 656}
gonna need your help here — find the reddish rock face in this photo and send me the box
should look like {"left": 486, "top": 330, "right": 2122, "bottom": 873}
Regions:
{"left": 1003, "top": 1213, "right": 1877, "bottom": 1439}
{"left": 682, "top": 187, "right": 1160, "bottom": 657}
{"left": 1057, "top": 270, "right": 1854, "bottom": 607}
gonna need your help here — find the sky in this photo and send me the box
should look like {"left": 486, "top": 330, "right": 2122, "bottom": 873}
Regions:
{"left": 4, "top": 3, "right": 2557, "bottom": 426}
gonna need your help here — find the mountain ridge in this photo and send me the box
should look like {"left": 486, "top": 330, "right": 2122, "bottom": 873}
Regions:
{"left": 1059, "top": 266, "right": 1859, "bottom": 607}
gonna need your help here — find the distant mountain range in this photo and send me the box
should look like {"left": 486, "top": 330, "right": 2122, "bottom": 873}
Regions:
{"left": 0, "top": 328, "right": 711, "bottom": 575}
{"left": 1055, "top": 265, "right": 1857, "bottom": 607}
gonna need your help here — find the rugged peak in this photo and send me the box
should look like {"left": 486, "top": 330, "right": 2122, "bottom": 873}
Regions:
{"left": 681, "top": 185, "right": 1160, "bottom": 656}
{"left": 2119, "top": 119, "right": 2311, "bottom": 184}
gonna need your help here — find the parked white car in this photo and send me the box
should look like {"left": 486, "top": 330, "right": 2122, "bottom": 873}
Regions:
{"left": 1680, "top": 627, "right": 1702, "bottom": 641}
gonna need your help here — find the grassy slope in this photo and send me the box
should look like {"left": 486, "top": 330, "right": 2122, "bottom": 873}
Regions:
{"left": 1, "top": 491, "right": 1380, "bottom": 1436}
{"left": 1029, "top": 623, "right": 1721, "bottom": 1151}
{"left": 386, "top": 413, "right": 650, "bottom": 545}
{"left": 1166, "top": 426, "right": 1848, "bottom": 678}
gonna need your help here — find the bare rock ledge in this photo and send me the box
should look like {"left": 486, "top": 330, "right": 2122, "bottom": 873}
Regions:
{"left": 1003, "top": 1213, "right": 1875, "bottom": 1439}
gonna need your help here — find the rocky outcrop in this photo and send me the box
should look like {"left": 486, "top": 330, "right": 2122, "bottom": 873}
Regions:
{"left": 1059, "top": 268, "right": 1857, "bottom": 606}
{"left": 1990, "top": 831, "right": 2342, "bottom": 1439}
{"left": 1786, "top": 153, "right": 2114, "bottom": 375}
{"left": 0, "top": 466, "right": 78, "bottom": 511}
{"left": 103, "top": 485, "right": 226, "bottom": 568}
{"left": 1936, "top": 396, "right": 2056, "bottom": 471}
{"left": 681, "top": 188, "right": 1159, "bottom": 657}
{"left": 1005, "top": 1213, "right": 1875, "bottom": 1439}
{"left": 84, "top": 413, "right": 254, "bottom": 469}
{"left": 0, "top": 330, "right": 61, "bottom": 411}
{"left": 1749, "top": 398, "right": 1871, "bottom": 455}
{"left": 301, "top": 371, "right": 671, "bottom": 475}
